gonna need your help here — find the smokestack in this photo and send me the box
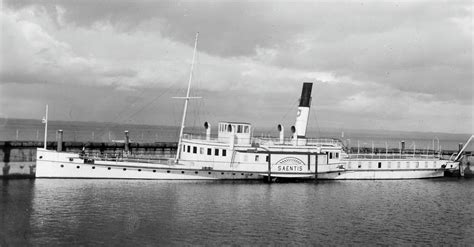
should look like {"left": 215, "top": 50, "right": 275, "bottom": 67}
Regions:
{"left": 57, "top": 129, "right": 63, "bottom": 152}
{"left": 124, "top": 130, "right": 130, "bottom": 154}
{"left": 204, "top": 122, "right": 211, "bottom": 141}
{"left": 294, "top": 82, "right": 313, "bottom": 138}
{"left": 278, "top": 124, "right": 284, "bottom": 144}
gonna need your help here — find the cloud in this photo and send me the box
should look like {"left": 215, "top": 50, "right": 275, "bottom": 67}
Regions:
{"left": 0, "top": 1, "right": 472, "bottom": 133}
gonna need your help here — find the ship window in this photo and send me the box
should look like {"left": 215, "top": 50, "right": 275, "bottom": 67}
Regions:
{"left": 108, "top": 167, "right": 111, "bottom": 170}
{"left": 215, "top": 149, "right": 219, "bottom": 156}
{"left": 397, "top": 162, "right": 401, "bottom": 168}
{"left": 266, "top": 155, "right": 269, "bottom": 162}
{"left": 255, "top": 155, "right": 259, "bottom": 162}
{"left": 167, "top": 170, "right": 170, "bottom": 173}
{"left": 244, "top": 126, "right": 249, "bottom": 133}
{"left": 69, "top": 158, "right": 73, "bottom": 162}
{"left": 415, "top": 162, "right": 419, "bottom": 168}
{"left": 187, "top": 145, "right": 190, "bottom": 153}
{"left": 336, "top": 153, "right": 339, "bottom": 158}
{"left": 237, "top": 125, "right": 243, "bottom": 133}
{"left": 222, "top": 149, "right": 227, "bottom": 156}
{"left": 406, "top": 162, "right": 410, "bottom": 168}
{"left": 358, "top": 161, "right": 362, "bottom": 168}
{"left": 195, "top": 171, "right": 198, "bottom": 174}
{"left": 92, "top": 166, "right": 95, "bottom": 169}
{"left": 330, "top": 153, "right": 333, "bottom": 159}
{"left": 208, "top": 172, "right": 212, "bottom": 174}
{"left": 207, "top": 148, "right": 212, "bottom": 155}
{"left": 183, "top": 145, "right": 186, "bottom": 152}
{"left": 77, "top": 166, "right": 80, "bottom": 169}
{"left": 181, "top": 171, "right": 185, "bottom": 174}
{"left": 378, "top": 162, "right": 382, "bottom": 168}
{"left": 123, "top": 168, "right": 127, "bottom": 171}
{"left": 193, "top": 146, "right": 197, "bottom": 154}
{"left": 388, "top": 162, "right": 391, "bottom": 168}
{"left": 138, "top": 169, "right": 141, "bottom": 172}
{"left": 60, "top": 164, "right": 64, "bottom": 168}
{"left": 153, "top": 170, "right": 156, "bottom": 173}
{"left": 200, "top": 148, "right": 204, "bottom": 154}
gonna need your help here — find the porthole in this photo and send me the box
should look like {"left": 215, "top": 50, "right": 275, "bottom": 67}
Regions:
{"left": 338, "top": 172, "right": 341, "bottom": 175}
{"left": 39, "top": 156, "right": 43, "bottom": 159}
{"left": 108, "top": 167, "right": 111, "bottom": 170}
{"left": 92, "top": 166, "right": 95, "bottom": 169}
{"left": 232, "top": 173, "right": 236, "bottom": 175}
{"left": 241, "top": 173, "right": 244, "bottom": 175}
{"left": 69, "top": 158, "right": 73, "bottom": 162}
{"left": 195, "top": 171, "right": 198, "bottom": 174}
{"left": 181, "top": 171, "right": 185, "bottom": 174}
{"left": 208, "top": 172, "right": 212, "bottom": 175}
{"left": 138, "top": 169, "right": 141, "bottom": 172}
{"left": 123, "top": 168, "right": 127, "bottom": 171}
{"left": 153, "top": 170, "right": 156, "bottom": 173}
{"left": 167, "top": 170, "right": 170, "bottom": 173}
{"left": 221, "top": 172, "right": 225, "bottom": 175}
{"left": 76, "top": 166, "right": 80, "bottom": 169}
{"left": 60, "top": 164, "right": 64, "bottom": 168}
{"left": 250, "top": 173, "right": 253, "bottom": 176}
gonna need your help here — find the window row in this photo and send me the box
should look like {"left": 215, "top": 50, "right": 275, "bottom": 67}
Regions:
{"left": 183, "top": 145, "right": 227, "bottom": 157}
{"left": 347, "top": 160, "right": 439, "bottom": 169}
{"left": 218, "top": 124, "right": 250, "bottom": 134}
{"left": 326, "top": 152, "right": 340, "bottom": 159}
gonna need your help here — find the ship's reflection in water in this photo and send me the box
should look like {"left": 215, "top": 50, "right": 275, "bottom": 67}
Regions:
{"left": 1, "top": 179, "right": 473, "bottom": 245}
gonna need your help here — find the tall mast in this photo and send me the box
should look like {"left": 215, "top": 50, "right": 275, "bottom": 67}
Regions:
{"left": 43, "top": 104, "right": 48, "bottom": 149}
{"left": 175, "top": 33, "right": 199, "bottom": 162}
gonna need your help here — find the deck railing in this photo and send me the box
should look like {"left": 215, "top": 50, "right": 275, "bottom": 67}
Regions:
{"left": 182, "top": 133, "right": 344, "bottom": 147}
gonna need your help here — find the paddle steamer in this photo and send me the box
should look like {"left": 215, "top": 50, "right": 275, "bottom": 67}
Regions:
{"left": 36, "top": 34, "right": 468, "bottom": 180}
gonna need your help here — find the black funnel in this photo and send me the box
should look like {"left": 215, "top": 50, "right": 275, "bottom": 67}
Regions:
{"left": 299, "top": 82, "right": 313, "bottom": 107}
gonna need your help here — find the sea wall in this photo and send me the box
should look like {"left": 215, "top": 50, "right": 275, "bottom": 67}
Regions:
{"left": 0, "top": 141, "right": 177, "bottom": 178}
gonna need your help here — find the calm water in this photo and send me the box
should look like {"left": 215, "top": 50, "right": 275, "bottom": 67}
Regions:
{"left": 1, "top": 179, "right": 473, "bottom": 246}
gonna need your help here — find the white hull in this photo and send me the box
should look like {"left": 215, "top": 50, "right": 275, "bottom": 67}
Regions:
{"left": 36, "top": 148, "right": 448, "bottom": 180}
{"left": 35, "top": 149, "right": 320, "bottom": 180}
{"left": 318, "top": 169, "right": 445, "bottom": 180}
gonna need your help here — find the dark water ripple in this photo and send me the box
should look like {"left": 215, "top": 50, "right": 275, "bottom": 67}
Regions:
{"left": 1, "top": 179, "right": 473, "bottom": 246}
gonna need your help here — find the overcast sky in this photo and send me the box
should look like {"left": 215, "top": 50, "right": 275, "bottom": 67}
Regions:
{"left": 1, "top": 0, "right": 472, "bottom": 133}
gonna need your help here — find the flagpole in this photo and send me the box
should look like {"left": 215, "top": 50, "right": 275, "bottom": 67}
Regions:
{"left": 43, "top": 105, "right": 48, "bottom": 149}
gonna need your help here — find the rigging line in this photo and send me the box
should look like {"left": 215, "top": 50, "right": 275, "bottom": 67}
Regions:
{"left": 109, "top": 89, "right": 148, "bottom": 124}
{"left": 123, "top": 81, "right": 182, "bottom": 123}
{"left": 280, "top": 98, "right": 299, "bottom": 123}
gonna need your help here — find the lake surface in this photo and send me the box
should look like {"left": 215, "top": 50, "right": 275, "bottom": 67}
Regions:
{"left": 1, "top": 178, "right": 473, "bottom": 245}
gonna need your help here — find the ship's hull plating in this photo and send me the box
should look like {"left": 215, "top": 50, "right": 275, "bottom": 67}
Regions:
{"left": 35, "top": 149, "right": 447, "bottom": 180}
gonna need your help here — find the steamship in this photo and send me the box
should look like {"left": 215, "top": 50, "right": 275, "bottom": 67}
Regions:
{"left": 35, "top": 35, "right": 467, "bottom": 180}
